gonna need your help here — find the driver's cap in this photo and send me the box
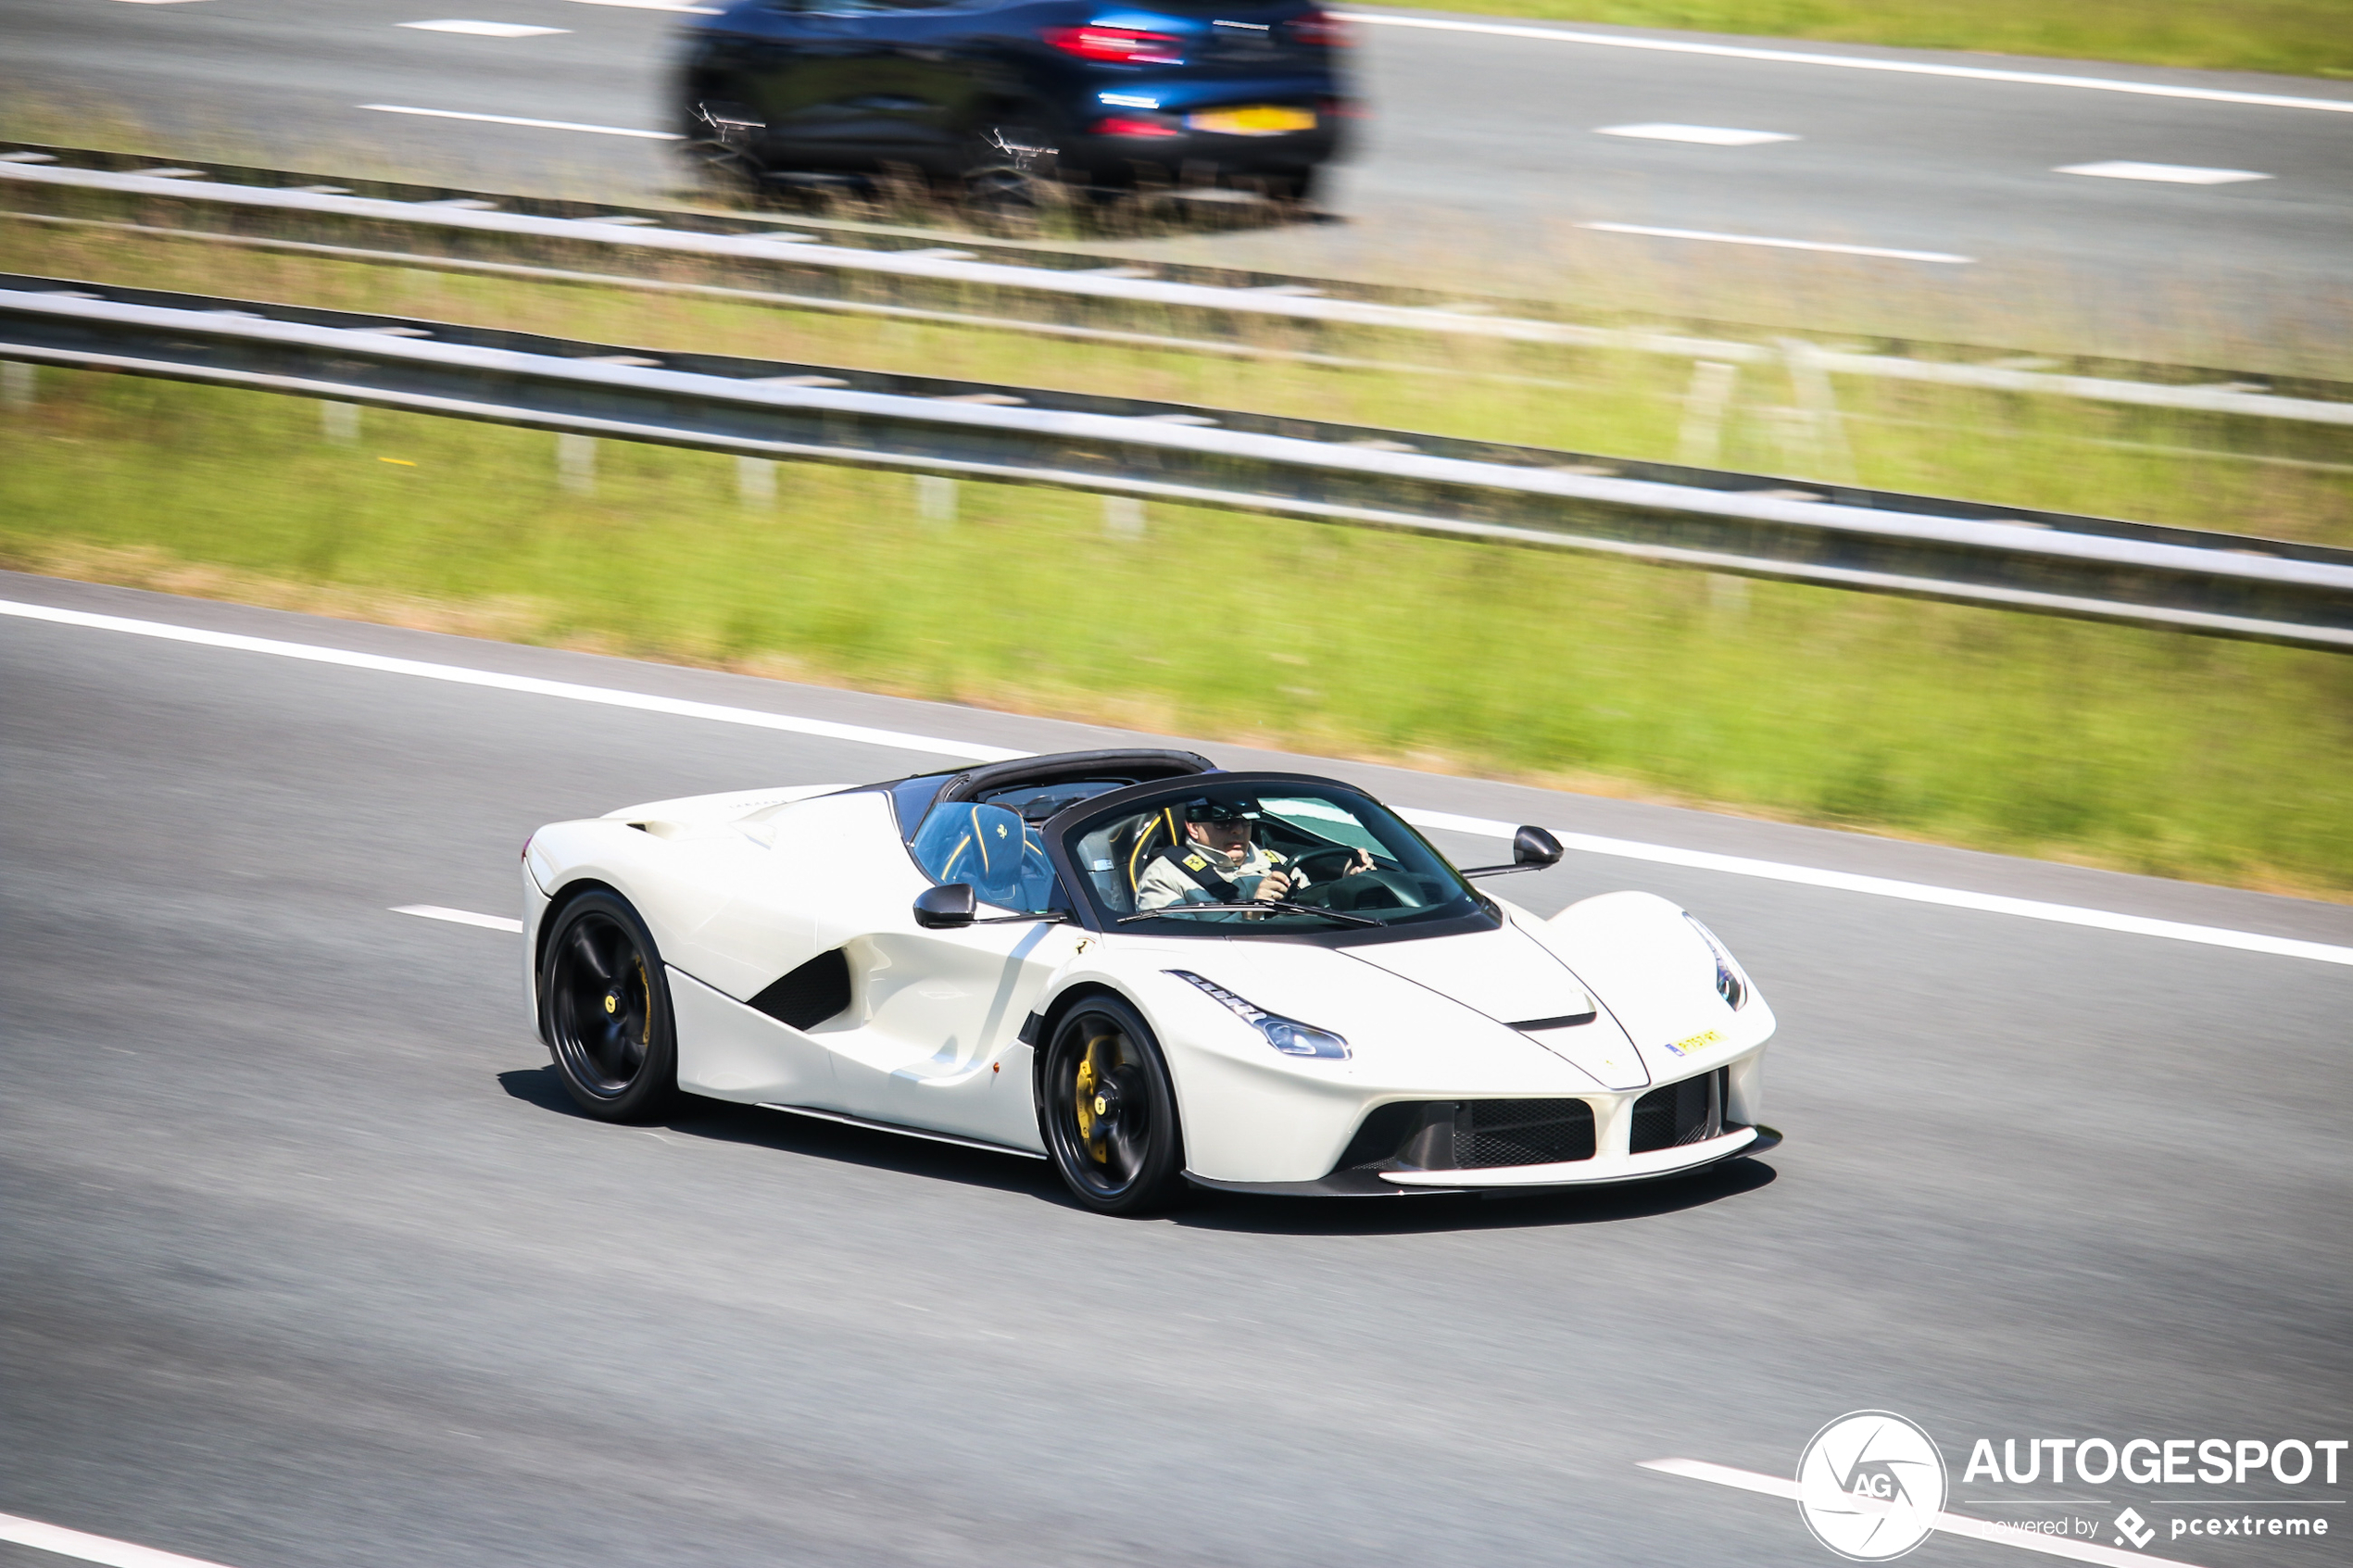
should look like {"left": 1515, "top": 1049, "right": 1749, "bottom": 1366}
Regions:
{"left": 1183, "top": 797, "right": 1261, "bottom": 823}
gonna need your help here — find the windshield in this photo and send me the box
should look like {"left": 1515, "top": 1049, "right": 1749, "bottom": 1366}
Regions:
{"left": 1064, "top": 780, "right": 1482, "bottom": 936}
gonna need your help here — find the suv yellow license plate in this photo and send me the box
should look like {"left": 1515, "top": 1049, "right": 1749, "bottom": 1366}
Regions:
{"left": 1187, "top": 106, "right": 1316, "bottom": 136}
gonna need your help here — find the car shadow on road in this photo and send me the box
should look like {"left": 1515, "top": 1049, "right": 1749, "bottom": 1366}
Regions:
{"left": 499, "top": 1066, "right": 1777, "bottom": 1229}
{"left": 497, "top": 1066, "right": 1056, "bottom": 1198}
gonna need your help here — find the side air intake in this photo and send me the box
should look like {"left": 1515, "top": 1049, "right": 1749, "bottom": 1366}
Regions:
{"left": 1628, "top": 1068, "right": 1728, "bottom": 1153}
{"left": 751, "top": 949, "right": 851, "bottom": 1030}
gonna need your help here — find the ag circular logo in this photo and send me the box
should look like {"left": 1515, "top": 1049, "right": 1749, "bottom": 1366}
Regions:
{"left": 1795, "top": 1411, "right": 1948, "bottom": 1561}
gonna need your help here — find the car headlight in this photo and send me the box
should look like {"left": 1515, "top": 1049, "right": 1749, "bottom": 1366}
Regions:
{"left": 1166, "top": 970, "right": 1350, "bottom": 1060}
{"left": 1683, "top": 914, "right": 1750, "bottom": 1010}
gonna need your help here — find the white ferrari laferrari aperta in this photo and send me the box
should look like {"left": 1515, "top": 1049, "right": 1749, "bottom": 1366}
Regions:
{"left": 522, "top": 749, "right": 1780, "bottom": 1214}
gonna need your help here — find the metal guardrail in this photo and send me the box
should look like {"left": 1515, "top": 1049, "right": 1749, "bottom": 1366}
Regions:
{"left": 6, "top": 146, "right": 2351, "bottom": 430}
{"left": 3, "top": 275, "right": 2348, "bottom": 650}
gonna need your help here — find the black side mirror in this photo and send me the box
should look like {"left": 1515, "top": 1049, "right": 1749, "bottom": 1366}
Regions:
{"left": 912, "top": 883, "right": 976, "bottom": 928}
{"left": 1513, "top": 824, "right": 1565, "bottom": 868}
{"left": 1462, "top": 825, "right": 1565, "bottom": 879}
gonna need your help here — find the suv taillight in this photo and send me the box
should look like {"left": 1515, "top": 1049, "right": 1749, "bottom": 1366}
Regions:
{"left": 1090, "top": 116, "right": 1179, "bottom": 137}
{"left": 1288, "top": 9, "right": 1351, "bottom": 45}
{"left": 1041, "top": 25, "right": 1185, "bottom": 64}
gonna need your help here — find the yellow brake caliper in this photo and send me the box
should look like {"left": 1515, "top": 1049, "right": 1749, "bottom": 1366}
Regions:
{"left": 1076, "top": 1035, "right": 1113, "bottom": 1163}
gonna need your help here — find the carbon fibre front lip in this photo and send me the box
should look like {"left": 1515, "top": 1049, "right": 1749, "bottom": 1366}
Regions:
{"left": 1186, "top": 1125, "right": 1781, "bottom": 1198}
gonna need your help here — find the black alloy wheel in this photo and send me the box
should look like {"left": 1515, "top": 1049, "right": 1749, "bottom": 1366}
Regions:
{"left": 1039, "top": 997, "right": 1187, "bottom": 1215}
{"left": 542, "top": 891, "right": 679, "bottom": 1121}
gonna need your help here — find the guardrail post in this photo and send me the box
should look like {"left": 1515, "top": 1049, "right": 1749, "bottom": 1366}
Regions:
{"left": 557, "top": 433, "right": 597, "bottom": 496}
{"left": 736, "top": 456, "right": 776, "bottom": 507}
{"left": 321, "top": 400, "right": 359, "bottom": 444}
{"left": 1781, "top": 340, "right": 1856, "bottom": 484}
{"left": 1677, "top": 360, "right": 1740, "bottom": 467}
{"left": 2, "top": 361, "right": 34, "bottom": 411}
{"left": 916, "top": 474, "right": 956, "bottom": 529}
{"left": 1103, "top": 495, "right": 1145, "bottom": 540}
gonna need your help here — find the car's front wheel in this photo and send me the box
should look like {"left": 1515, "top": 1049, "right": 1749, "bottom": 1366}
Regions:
{"left": 540, "top": 890, "right": 679, "bottom": 1121}
{"left": 1039, "top": 996, "right": 1188, "bottom": 1215}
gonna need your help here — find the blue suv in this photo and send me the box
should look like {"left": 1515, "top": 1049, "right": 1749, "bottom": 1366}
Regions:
{"left": 674, "top": 0, "right": 1356, "bottom": 202}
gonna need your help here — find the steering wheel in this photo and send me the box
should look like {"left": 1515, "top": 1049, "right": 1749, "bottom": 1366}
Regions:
{"left": 1288, "top": 846, "right": 1371, "bottom": 886}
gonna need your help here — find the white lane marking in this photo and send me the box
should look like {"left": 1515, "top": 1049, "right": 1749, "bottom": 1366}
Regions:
{"left": 1597, "top": 123, "right": 1796, "bottom": 145}
{"left": 0, "top": 599, "right": 1026, "bottom": 762}
{"left": 1337, "top": 13, "right": 2353, "bottom": 115}
{"left": 0, "top": 1510, "right": 250, "bottom": 1568}
{"left": 6, "top": 597, "right": 2346, "bottom": 968}
{"left": 394, "top": 904, "right": 523, "bottom": 932}
{"left": 1579, "top": 220, "right": 1974, "bottom": 264}
{"left": 358, "top": 105, "right": 682, "bottom": 139}
{"left": 1400, "top": 808, "right": 2353, "bottom": 967}
{"left": 397, "top": 19, "right": 571, "bottom": 36}
{"left": 1640, "top": 1459, "right": 2207, "bottom": 1567}
{"left": 2056, "top": 160, "right": 2272, "bottom": 184}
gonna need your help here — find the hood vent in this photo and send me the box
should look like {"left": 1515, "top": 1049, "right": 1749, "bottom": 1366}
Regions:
{"left": 1345, "top": 926, "right": 1594, "bottom": 1027}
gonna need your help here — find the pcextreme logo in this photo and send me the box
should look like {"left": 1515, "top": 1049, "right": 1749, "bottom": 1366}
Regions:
{"left": 1796, "top": 1411, "right": 1950, "bottom": 1561}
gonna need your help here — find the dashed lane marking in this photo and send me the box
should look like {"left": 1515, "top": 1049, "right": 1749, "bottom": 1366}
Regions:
{"left": 394, "top": 904, "right": 524, "bottom": 932}
{"left": 1579, "top": 220, "right": 1973, "bottom": 263}
{"left": 2056, "top": 160, "right": 2273, "bottom": 184}
{"left": 359, "top": 105, "right": 681, "bottom": 138}
{"left": 1338, "top": 14, "right": 2353, "bottom": 115}
{"left": 5, "top": 597, "right": 2347, "bottom": 967}
{"left": 396, "top": 19, "right": 572, "bottom": 36}
{"left": 0, "top": 1509, "right": 251, "bottom": 1568}
{"left": 1639, "top": 1459, "right": 2208, "bottom": 1567}
{"left": 1596, "top": 123, "right": 1797, "bottom": 145}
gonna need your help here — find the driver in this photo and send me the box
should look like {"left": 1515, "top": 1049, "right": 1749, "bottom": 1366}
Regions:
{"left": 1134, "top": 798, "right": 1370, "bottom": 915}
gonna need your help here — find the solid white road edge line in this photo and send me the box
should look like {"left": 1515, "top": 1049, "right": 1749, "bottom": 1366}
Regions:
{"left": 1579, "top": 221, "right": 1974, "bottom": 264}
{"left": 1399, "top": 808, "right": 2353, "bottom": 967}
{"left": 1637, "top": 1459, "right": 2208, "bottom": 1568}
{"left": 1338, "top": 14, "right": 2353, "bottom": 115}
{"left": 395, "top": 904, "right": 525, "bottom": 932}
{"left": 6, "top": 596, "right": 2347, "bottom": 967}
{"left": 0, "top": 598, "right": 1027, "bottom": 762}
{"left": 0, "top": 1510, "right": 249, "bottom": 1568}
{"left": 358, "top": 105, "right": 683, "bottom": 138}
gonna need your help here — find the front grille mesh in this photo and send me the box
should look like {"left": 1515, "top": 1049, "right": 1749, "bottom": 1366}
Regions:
{"left": 1455, "top": 1099, "right": 1595, "bottom": 1167}
{"left": 1629, "top": 1068, "right": 1727, "bottom": 1153}
{"left": 1342, "top": 1098, "right": 1596, "bottom": 1171}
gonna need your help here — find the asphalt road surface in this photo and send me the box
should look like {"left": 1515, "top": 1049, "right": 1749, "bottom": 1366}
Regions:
{"left": 4, "top": 569, "right": 2349, "bottom": 1568}
{"left": 4, "top": 0, "right": 2350, "bottom": 356}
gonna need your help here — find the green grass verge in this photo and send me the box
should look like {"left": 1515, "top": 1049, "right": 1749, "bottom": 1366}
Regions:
{"left": 6, "top": 370, "right": 2350, "bottom": 897}
{"left": 1360, "top": 0, "right": 2353, "bottom": 80}
{"left": 7, "top": 220, "right": 2348, "bottom": 546}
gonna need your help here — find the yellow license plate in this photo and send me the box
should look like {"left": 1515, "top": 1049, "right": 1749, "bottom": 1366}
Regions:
{"left": 1187, "top": 106, "right": 1316, "bottom": 136}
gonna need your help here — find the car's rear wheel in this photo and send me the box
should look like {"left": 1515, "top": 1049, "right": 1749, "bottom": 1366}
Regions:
{"left": 1039, "top": 997, "right": 1188, "bottom": 1215}
{"left": 541, "top": 890, "right": 679, "bottom": 1121}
